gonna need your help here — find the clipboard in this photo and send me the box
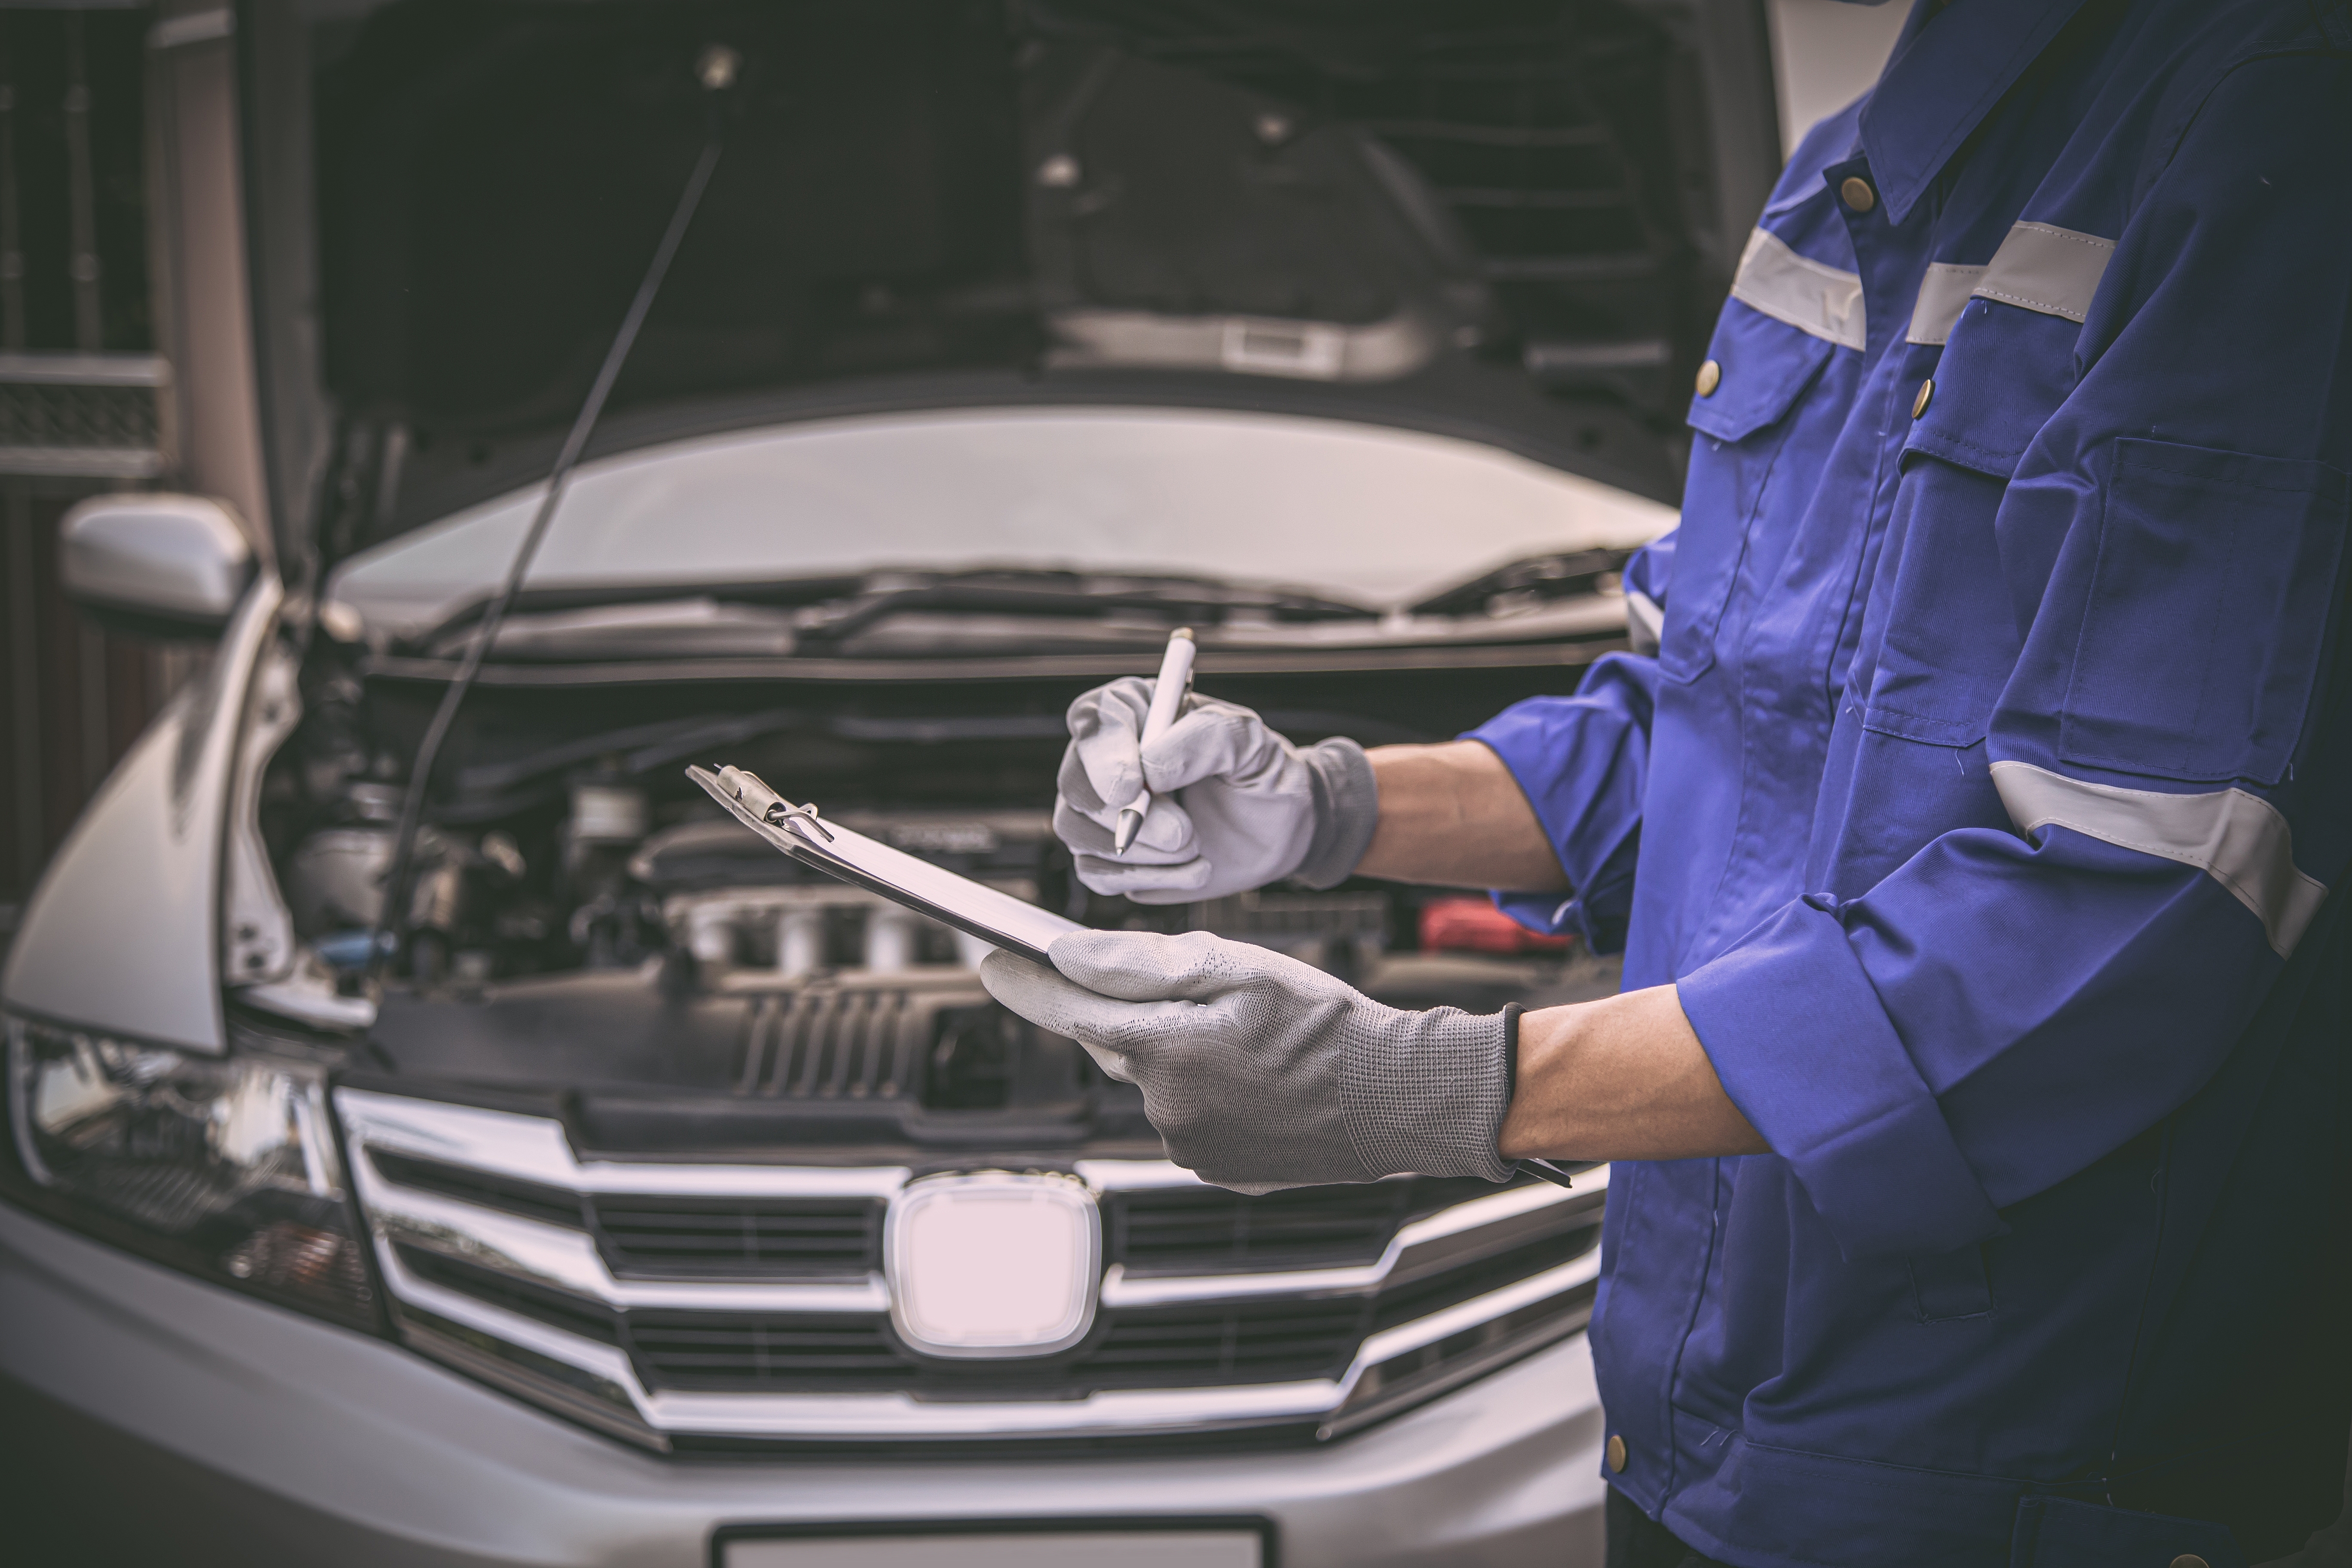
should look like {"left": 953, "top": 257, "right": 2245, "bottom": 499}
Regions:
{"left": 685, "top": 764, "right": 1081, "bottom": 967}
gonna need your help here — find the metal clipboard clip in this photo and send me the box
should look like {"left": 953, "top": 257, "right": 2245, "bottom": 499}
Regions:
{"left": 763, "top": 799, "right": 836, "bottom": 845}
{"left": 713, "top": 764, "right": 837, "bottom": 845}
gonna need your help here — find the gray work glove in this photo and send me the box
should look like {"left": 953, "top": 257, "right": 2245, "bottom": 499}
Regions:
{"left": 1054, "top": 678, "right": 1378, "bottom": 903}
{"left": 982, "top": 930, "right": 1514, "bottom": 1193}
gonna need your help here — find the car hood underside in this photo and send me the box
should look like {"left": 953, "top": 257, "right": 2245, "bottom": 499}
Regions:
{"left": 300, "top": 0, "right": 1776, "bottom": 562}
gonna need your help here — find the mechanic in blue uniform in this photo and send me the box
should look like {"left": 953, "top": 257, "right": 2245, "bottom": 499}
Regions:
{"left": 981, "top": 0, "right": 2352, "bottom": 1561}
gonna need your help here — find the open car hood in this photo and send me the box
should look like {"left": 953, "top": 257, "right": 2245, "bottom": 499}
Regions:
{"left": 246, "top": 0, "right": 1782, "bottom": 571}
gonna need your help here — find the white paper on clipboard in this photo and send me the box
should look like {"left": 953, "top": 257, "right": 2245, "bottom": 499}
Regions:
{"left": 685, "top": 764, "right": 1082, "bottom": 967}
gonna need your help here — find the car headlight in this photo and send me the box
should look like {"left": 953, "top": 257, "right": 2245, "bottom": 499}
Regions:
{"left": 3, "top": 1013, "right": 378, "bottom": 1329}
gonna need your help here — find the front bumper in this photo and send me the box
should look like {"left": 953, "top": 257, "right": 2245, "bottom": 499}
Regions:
{"left": 0, "top": 1201, "right": 1607, "bottom": 1567}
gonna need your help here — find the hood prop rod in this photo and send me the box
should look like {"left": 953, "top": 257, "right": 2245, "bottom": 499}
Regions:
{"left": 368, "top": 45, "right": 741, "bottom": 988}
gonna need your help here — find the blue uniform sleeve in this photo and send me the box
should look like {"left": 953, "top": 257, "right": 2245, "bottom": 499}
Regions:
{"left": 1679, "top": 55, "right": 2352, "bottom": 1259}
{"left": 1465, "top": 536, "right": 1669, "bottom": 952}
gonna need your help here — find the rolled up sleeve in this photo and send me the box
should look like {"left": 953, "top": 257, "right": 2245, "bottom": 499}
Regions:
{"left": 1467, "top": 646, "right": 1657, "bottom": 952}
{"left": 1678, "top": 898, "right": 2005, "bottom": 1257}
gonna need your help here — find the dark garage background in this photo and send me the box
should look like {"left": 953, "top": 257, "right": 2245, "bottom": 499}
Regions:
{"left": 0, "top": 2, "right": 196, "bottom": 937}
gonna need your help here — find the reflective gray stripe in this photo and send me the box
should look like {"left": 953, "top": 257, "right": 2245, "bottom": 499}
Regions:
{"left": 1906, "top": 263, "right": 1988, "bottom": 346}
{"left": 1730, "top": 227, "right": 1865, "bottom": 350}
{"left": 1989, "top": 761, "right": 2328, "bottom": 958}
{"left": 1970, "top": 222, "right": 2115, "bottom": 325}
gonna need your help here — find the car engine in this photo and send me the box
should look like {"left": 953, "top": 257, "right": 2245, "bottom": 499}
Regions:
{"left": 257, "top": 633, "right": 1619, "bottom": 1160}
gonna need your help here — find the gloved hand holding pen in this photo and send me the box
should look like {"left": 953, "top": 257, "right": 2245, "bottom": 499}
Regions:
{"left": 1053, "top": 678, "right": 1380, "bottom": 903}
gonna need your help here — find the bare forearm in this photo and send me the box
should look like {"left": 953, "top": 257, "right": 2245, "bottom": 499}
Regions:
{"left": 1357, "top": 741, "right": 1568, "bottom": 891}
{"left": 1498, "top": 984, "right": 1768, "bottom": 1162}
{"left": 1354, "top": 744, "right": 1751, "bottom": 1159}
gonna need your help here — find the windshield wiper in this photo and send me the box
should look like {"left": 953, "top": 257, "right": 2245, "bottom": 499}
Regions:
{"left": 410, "top": 569, "right": 1378, "bottom": 659}
{"left": 789, "top": 569, "right": 1378, "bottom": 650}
{"left": 1408, "top": 547, "right": 1632, "bottom": 619}
{"left": 795, "top": 571, "right": 1373, "bottom": 649}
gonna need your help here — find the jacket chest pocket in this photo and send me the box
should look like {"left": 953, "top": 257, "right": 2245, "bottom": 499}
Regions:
{"left": 1862, "top": 309, "right": 2079, "bottom": 745}
{"left": 2056, "top": 441, "right": 2348, "bottom": 786}
{"left": 1859, "top": 454, "right": 2017, "bottom": 746}
{"left": 1664, "top": 306, "right": 1837, "bottom": 684}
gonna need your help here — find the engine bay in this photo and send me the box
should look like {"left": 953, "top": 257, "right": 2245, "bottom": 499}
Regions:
{"left": 257, "top": 637, "right": 1623, "bottom": 1161}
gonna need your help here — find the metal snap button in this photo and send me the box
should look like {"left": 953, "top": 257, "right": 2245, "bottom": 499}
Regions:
{"left": 1695, "top": 359, "right": 1722, "bottom": 397}
{"left": 2169, "top": 1558, "right": 2209, "bottom": 1568}
{"left": 1841, "top": 176, "right": 1877, "bottom": 213}
{"left": 1606, "top": 1434, "right": 1629, "bottom": 1473}
{"left": 1912, "top": 377, "right": 1935, "bottom": 419}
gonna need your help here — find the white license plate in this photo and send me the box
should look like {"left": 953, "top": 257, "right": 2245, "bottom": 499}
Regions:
{"left": 722, "top": 1528, "right": 1264, "bottom": 1568}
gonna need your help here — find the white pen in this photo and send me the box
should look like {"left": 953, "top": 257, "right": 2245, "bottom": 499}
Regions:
{"left": 1114, "top": 626, "right": 1197, "bottom": 855}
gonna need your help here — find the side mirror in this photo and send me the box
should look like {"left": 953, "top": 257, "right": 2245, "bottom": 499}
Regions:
{"left": 60, "top": 493, "right": 259, "bottom": 637}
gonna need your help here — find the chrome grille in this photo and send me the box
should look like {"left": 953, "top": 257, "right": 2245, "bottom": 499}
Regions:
{"left": 338, "top": 1088, "right": 1605, "bottom": 1450}
{"left": 1085, "top": 1300, "right": 1370, "bottom": 1388}
{"left": 1110, "top": 1181, "right": 1484, "bottom": 1274}
{"left": 395, "top": 1244, "right": 622, "bottom": 1344}
{"left": 592, "top": 1193, "right": 880, "bottom": 1277}
{"left": 370, "top": 1150, "right": 584, "bottom": 1227}
{"left": 628, "top": 1312, "right": 903, "bottom": 1388}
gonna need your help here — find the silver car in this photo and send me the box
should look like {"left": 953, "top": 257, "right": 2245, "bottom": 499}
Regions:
{"left": 0, "top": 4, "right": 1876, "bottom": 1562}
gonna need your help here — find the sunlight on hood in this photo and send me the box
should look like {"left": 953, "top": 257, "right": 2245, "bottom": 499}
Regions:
{"left": 328, "top": 406, "right": 1677, "bottom": 642}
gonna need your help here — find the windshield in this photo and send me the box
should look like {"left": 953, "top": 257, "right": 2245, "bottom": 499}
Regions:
{"left": 327, "top": 406, "right": 1675, "bottom": 642}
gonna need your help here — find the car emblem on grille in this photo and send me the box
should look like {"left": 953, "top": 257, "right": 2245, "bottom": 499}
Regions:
{"left": 885, "top": 1171, "right": 1100, "bottom": 1359}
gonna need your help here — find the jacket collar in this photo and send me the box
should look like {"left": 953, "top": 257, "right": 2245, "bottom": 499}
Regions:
{"left": 1857, "top": 0, "right": 2098, "bottom": 224}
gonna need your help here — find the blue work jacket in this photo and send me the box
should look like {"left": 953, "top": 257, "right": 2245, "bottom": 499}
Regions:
{"left": 1471, "top": 1, "right": 2352, "bottom": 1562}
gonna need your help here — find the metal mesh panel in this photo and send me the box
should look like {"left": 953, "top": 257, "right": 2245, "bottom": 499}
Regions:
{"left": 0, "top": 357, "right": 167, "bottom": 476}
